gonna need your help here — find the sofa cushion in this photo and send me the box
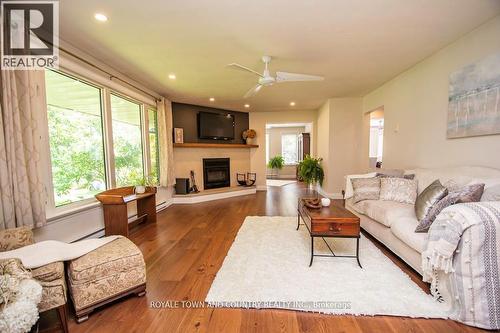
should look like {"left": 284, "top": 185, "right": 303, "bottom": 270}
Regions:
{"left": 380, "top": 178, "right": 418, "bottom": 204}
{"left": 391, "top": 218, "right": 427, "bottom": 253}
{"left": 68, "top": 237, "right": 144, "bottom": 285}
{"left": 31, "top": 261, "right": 64, "bottom": 282}
{"left": 362, "top": 200, "right": 415, "bottom": 227}
{"left": 347, "top": 198, "right": 368, "bottom": 215}
{"left": 351, "top": 177, "right": 380, "bottom": 203}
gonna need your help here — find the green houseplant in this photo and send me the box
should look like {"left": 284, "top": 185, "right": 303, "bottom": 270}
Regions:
{"left": 298, "top": 155, "right": 324, "bottom": 194}
{"left": 133, "top": 175, "right": 159, "bottom": 194}
{"left": 267, "top": 155, "right": 285, "bottom": 178}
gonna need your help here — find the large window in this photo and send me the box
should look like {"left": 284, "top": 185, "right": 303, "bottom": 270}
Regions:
{"left": 281, "top": 134, "right": 298, "bottom": 165}
{"left": 45, "top": 69, "right": 159, "bottom": 210}
{"left": 111, "top": 94, "right": 144, "bottom": 187}
{"left": 46, "top": 70, "right": 106, "bottom": 206}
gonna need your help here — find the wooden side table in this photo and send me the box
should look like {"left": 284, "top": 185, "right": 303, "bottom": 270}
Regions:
{"left": 95, "top": 186, "right": 157, "bottom": 237}
{"left": 297, "top": 198, "right": 362, "bottom": 268}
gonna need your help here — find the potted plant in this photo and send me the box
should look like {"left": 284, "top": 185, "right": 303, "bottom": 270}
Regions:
{"left": 134, "top": 176, "right": 158, "bottom": 194}
{"left": 298, "top": 155, "right": 324, "bottom": 195}
{"left": 267, "top": 155, "right": 285, "bottom": 179}
{"left": 242, "top": 129, "right": 256, "bottom": 145}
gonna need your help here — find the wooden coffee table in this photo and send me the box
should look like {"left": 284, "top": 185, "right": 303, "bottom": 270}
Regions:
{"left": 297, "top": 198, "right": 362, "bottom": 268}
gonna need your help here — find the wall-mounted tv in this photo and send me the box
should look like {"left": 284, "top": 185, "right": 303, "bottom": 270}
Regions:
{"left": 198, "top": 112, "right": 235, "bottom": 140}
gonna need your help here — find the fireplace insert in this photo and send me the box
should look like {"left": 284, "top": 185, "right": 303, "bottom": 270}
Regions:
{"left": 203, "top": 158, "right": 230, "bottom": 189}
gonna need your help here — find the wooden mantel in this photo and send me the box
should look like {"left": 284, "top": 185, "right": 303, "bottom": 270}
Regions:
{"left": 173, "top": 143, "right": 259, "bottom": 148}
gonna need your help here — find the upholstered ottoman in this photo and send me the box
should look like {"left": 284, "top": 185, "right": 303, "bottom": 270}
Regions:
{"left": 67, "top": 237, "right": 146, "bottom": 322}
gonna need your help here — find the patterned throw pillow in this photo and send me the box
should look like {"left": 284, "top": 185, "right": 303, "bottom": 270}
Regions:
{"left": 457, "top": 183, "right": 484, "bottom": 203}
{"left": 414, "top": 183, "right": 485, "bottom": 233}
{"left": 380, "top": 178, "right": 418, "bottom": 204}
{"left": 351, "top": 177, "right": 381, "bottom": 203}
{"left": 415, "top": 191, "right": 461, "bottom": 232}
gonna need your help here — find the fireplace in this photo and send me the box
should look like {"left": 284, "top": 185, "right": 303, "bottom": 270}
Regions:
{"left": 203, "top": 158, "right": 230, "bottom": 189}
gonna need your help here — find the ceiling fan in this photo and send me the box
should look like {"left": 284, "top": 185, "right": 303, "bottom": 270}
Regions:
{"left": 227, "top": 56, "right": 324, "bottom": 98}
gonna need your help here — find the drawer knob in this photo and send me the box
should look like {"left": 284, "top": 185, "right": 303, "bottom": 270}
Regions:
{"left": 329, "top": 225, "right": 341, "bottom": 232}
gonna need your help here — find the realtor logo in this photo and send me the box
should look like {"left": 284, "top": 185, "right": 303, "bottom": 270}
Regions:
{"left": 1, "top": 0, "right": 59, "bottom": 69}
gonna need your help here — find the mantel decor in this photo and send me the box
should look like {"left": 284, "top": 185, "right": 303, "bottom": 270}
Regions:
{"left": 242, "top": 129, "right": 256, "bottom": 145}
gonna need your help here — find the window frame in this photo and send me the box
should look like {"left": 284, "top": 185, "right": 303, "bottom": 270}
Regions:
{"left": 43, "top": 68, "right": 159, "bottom": 220}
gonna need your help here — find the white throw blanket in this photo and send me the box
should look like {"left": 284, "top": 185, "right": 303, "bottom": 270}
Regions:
{"left": 0, "top": 236, "right": 121, "bottom": 269}
{"left": 422, "top": 202, "right": 500, "bottom": 330}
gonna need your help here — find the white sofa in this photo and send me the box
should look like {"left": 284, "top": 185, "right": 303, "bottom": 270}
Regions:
{"left": 344, "top": 166, "right": 500, "bottom": 274}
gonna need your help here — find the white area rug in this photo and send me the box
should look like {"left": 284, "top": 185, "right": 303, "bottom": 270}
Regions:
{"left": 266, "top": 179, "right": 297, "bottom": 187}
{"left": 206, "top": 216, "right": 448, "bottom": 318}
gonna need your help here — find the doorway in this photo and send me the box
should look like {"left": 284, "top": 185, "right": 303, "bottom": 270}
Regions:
{"left": 265, "top": 122, "right": 312, "bottom": 187}
{"left": 369, "top": 108, "right": 384, "bottom": 169}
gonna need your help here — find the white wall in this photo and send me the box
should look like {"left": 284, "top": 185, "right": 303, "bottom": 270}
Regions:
{"left": 363, "top": 15, "right": 500, "bottom": 171}
{"left": 316, "top": 98, "right": 364, "bottom": 196}
{"left": 316, "top": 101, "right": 332, "bottom": 191}
{"left": 249, "top": 110, "right": 318, "bottom": 189}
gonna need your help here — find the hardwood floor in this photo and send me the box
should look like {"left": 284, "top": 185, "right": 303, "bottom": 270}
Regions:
{"left": 41, "top": 182, "right": 487, "bottom": 333}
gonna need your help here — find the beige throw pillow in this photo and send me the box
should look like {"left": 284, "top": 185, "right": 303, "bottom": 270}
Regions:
{"left": 380, "top": 178, "right": 418, "bottom": 204}
{"left": 351, "top": 177, "right": 381, "bottom": 203}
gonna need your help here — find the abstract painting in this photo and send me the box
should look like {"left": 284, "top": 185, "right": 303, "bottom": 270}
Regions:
{"left": 447, "top": 53, "right": 500, "bottom": 139}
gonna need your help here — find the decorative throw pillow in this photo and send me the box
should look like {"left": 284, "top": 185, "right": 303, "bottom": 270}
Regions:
{"left": 414, "top": 180, "right": 448, "bottom": 222}
{"left": 351, "top": 177, "right": 381, "bottom": 203}
{"left": 415, "top": 191, "right": 461, "bottom": 233}
{"left": 467, "top": 178, "right": 500, "bottom": 201}
{"left": 457, "top": 183, "right": 484, "bottom": 203}
{"left": 379, "top": 178, "right": 418, "bottom": 204}
{"left": 414, "top": 183, "right": 485, "bottom": 233}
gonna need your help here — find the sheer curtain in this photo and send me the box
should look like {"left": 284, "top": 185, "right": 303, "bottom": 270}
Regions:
{"left": 0, "top": 70, "right": 47, "bottom": 230}
{"left": 157, "top": 97, "right": 175, "bottom": 187}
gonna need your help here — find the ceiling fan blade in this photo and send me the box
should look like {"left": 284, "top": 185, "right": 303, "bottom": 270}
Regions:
{"left": 275, "top": 71, "right": 324, "bottom": 82}
{"left": 243, "top": 84, "right": 262, "bottom": 98}
{"left": 227, "top": 63, "right": 264, "bottom": 78}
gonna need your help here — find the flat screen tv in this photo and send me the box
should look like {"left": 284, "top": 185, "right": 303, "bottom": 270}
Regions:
{"left": 198, "top": 112, "right": 235, "bottom": 140}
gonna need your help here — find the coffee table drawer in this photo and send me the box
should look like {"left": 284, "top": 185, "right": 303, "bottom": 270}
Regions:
{"left": 312, "top": 222, "right": 359, "bottom": 236}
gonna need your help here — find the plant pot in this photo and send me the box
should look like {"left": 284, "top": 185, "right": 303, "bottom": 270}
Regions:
{"left": 135, "top": 185, "right": 146, "bottom": 194}
{"left": 246, "top": 137, "right": 254, "bottom": 145}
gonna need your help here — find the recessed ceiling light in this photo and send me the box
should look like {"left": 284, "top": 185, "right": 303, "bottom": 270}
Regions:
{"left": 94, "top": 13, "right": 108, "bottom": 22}
{"left": 244, "top": 104, "right": 250, "bottom": 108}
{"left": 290, "top": 102, "right": 296, "bottom": 106}
{"left": 168, "top": 74, "right": 176, "bottom": 80}
{"left": 209, "top": 97, "right": 215, "bottom": 102}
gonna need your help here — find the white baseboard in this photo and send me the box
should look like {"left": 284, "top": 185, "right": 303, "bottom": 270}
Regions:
{"left": 173, "top": 187, "right": 257, "bottom": 204}
{"left": 256, "top": 185, "right": 268, "bottom": 191}
{"left": 316, "top": 186, "right": 343, "bottom": 199}
{"left": 157, "top": 199, "right": 173, "bottom": 212}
